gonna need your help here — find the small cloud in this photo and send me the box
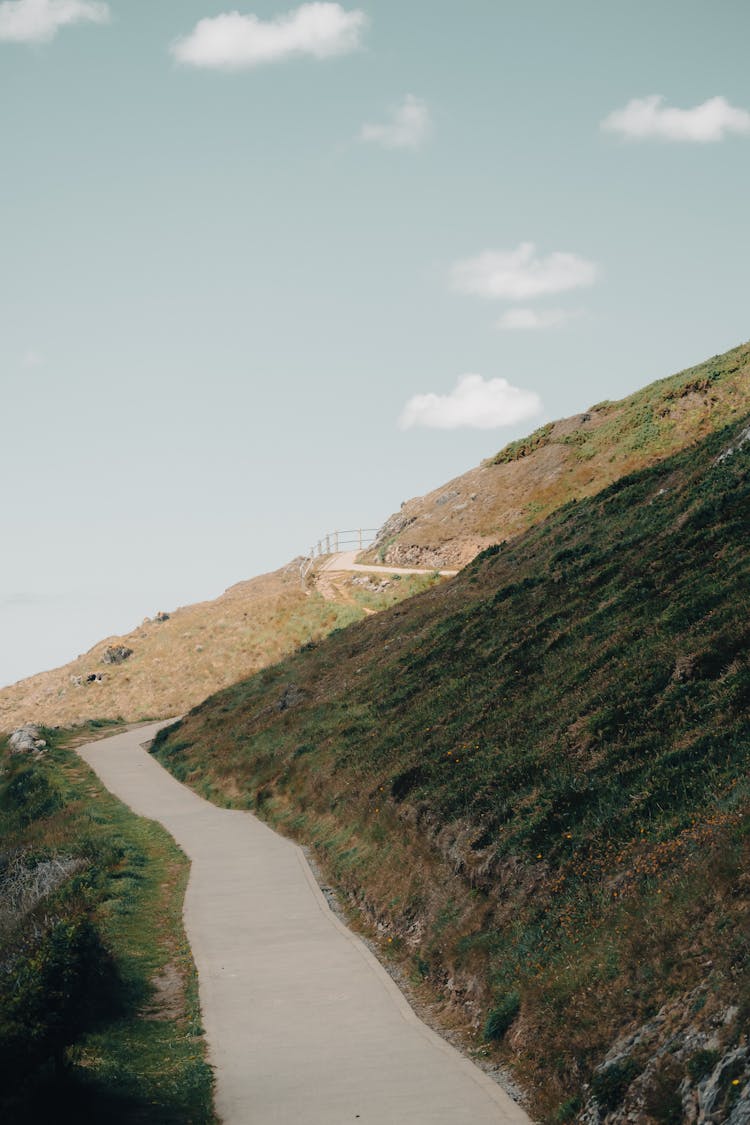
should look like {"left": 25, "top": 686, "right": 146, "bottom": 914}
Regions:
{"left": 601, "top": 95, "right": 750, "bottom": 142}
{"left": 359, "top": 94, "right": 432, "bottom": 150}
{"left": 22, "top": 348, "right": 43, "bottom": 368}
{"left": 0, "top": 0, "right": 110, "bottom": 44}
{"left": 451, "top": 242, "right": 598, "bottom": 301}
{"left": 171, "top": 2, "right": 367, "bottom": 70}
{"left": 398, "top": 374, "right": 543, "bottom": 431}
{"left": 497, "top": 307, "right": 579, "bottom": 331}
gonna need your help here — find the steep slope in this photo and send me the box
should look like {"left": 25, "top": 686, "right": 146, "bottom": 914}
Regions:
{"left": 0, "top": 563, "right": 439, "bottom": 730}
{"left": 153, "top": 414, "right": 750, "bottom": 1123}
{"left": 366, "top": 339, "right": 750, "bottom": 568}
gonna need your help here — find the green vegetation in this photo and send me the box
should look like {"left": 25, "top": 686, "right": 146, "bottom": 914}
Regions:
{"left": 0, "top": 723, "right": 214, "bottom": 1123}
{"left": 489, "top": 422, "right": 555, "bottom": 464}
{"left": 152, "top": 412, "right": 750, "bottom": 1120}
{"left": 489, "top": 342, "right": 750, "bottom": 472}
{"left": 483, "top": 992, "right": 520, "bottom": 1041}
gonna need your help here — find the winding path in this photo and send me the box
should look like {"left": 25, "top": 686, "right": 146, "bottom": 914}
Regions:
{"left": 80, "top": 723, "right": 531, "bottom": 1125}
{"left": 319, "top": 550, "right": 459, "bottom": 578}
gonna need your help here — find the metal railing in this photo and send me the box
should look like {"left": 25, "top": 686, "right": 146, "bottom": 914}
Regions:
{"left": 300, "top": 528, "right": 379, "bottom": 579}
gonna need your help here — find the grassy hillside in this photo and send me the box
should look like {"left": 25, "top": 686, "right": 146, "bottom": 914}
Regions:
{"left": 366, "top": 339, "right": 750, "bottom": 569}
{"left": 0, "top": 563, "right": 439, "bottom": 732}
{"left": 153, "top": 413, "right": 750, "bottom": 1123}
{"left": 0, "top": 723, "right": 214, "bottom": 1123}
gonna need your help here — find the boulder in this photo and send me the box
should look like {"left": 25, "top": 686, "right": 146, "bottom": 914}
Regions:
{"left": 9, "top": 725, "right": 48, "bottom": 756}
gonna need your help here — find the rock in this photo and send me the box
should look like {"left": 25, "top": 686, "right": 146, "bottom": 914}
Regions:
{"left": 154, "top": 611, "right": 170, "bottom": 622}
{"left": 435, "top": 489, "right": 460, "bottom": 507}
{"left": 86, "top": 672, "right": 104, "bottom": 684}
{"left": 716, "top": 423, "right": 750, "bottom": 464}
{"left": 8, "top": 726, "right": 47, "bottom": 756}
{"left": 102, "top": 645, "right": 133, "bottom": 665}
{"left": 351, "top": 576, "right": 391, "bottom": 592}
{"left": 276, "top": 684, "right": 306, "bottom": 712}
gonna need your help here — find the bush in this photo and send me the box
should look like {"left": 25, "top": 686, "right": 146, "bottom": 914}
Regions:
{"left": 591, "top": 1058, "right": 640, "bottom": 1110}
{"left": 0, "top": 914, "right": 119, "bottom": 1097}
{"left": 483, "top": 992, "right": 521, "bottom": 1041}
{"left": 687, "top": 1048, "right": 720, "bottom": 1081}
{"left": 3, "top": 765, "right": 63, "bottom": 825}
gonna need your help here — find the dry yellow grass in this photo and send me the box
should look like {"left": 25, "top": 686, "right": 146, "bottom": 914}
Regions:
{"left": 0, "top": 564, "right": 362, "bottom": 730}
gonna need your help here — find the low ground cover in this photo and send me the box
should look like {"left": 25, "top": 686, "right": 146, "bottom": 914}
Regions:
{"left": 0, "top": 721, "right": 215, "bottom": 1123}
{"left": 153, "top": 415, "right": 750, "bottom": 1121}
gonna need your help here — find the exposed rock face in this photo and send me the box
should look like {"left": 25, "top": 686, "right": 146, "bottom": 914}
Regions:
{"left": 8, "top": 726, "right": 47, "bottom": 755}
{"left": 579, "top": 989, "right": 750, "bottom": 1123}
{"left": 716, "top": 422, "right": 750, "bottom": 464}
{"left": 102, "top": 645, "right": 133, "bottom": 665}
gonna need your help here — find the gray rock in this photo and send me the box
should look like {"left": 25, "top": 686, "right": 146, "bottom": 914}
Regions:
{"left": 716, "top": 424, "right": 750, "bottom": 464}
{"left": 8, "top": 725, "right": 47, "bottom": 755}
{"left": 276, "top": 684, "right": 306, "bottom": 712}
{"left": 102, "top": 644, "right": 133, "bottom": 665}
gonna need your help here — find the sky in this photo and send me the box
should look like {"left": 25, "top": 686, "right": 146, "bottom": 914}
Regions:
{"left": 1, "top": 0, "right": 749, "bottom": 688}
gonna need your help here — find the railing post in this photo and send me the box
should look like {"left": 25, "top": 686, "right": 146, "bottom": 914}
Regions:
{"left": 326, "top": 533, "right": 331, "bottom": 554}
{"left": 358, "top": 528, "right": 363, "bottom": 550}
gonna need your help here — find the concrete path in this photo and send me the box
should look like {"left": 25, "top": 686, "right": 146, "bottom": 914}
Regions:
{"left": 320, "top": 550, "right": 459, "bottom": 577}
{"left": 80, "top": 723, "right": 531, "bottom": 1125}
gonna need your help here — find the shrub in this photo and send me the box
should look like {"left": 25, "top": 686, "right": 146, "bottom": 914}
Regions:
{"left": 591, "top": 1058, "right": 640, "bottom": 1110}
{"left": 687, "top": 1048, "right": 720, "bottom": 1081}
{"left": 483, "top": 992, "right": 521, "bottom": 1041}
{"left": 4, "top": 765, "right": 63, "bottom": 825}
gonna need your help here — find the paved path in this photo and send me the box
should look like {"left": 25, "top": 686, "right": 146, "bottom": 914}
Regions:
{"left": 80, "top": 723, "right": 531, "bottom": 1125}
{"left": 320, "top": 550, "right": 459, "bottom": 577}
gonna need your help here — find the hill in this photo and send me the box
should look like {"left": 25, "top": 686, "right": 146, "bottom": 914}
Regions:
{"left": 152, "top": 412, "right": 750, "bottom": 1123}
{"left": 4, "top": 341, "right": 747, "bottom": 734}
{"left": 366, "top": 340, "right": 750, "bottom": 568}
{"left": 0, "top": 563, "right": 439, "bottom": 731}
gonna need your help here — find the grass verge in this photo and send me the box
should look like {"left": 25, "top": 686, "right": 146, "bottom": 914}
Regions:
{"left": 0, "top": 721, "right": 215, "bottom": 1124}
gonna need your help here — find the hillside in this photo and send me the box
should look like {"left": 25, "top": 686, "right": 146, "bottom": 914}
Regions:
{"left": 0, "top": 563, "right": 439, "bottom": 731}
{"left": 153, "top": 413, "right": 750, "bottom": 1123}
{"left": 6, "top": 341, "right": 747, "bottom": 735}
{"left": 366, "top": 340, "right": 750, "bottom": 568}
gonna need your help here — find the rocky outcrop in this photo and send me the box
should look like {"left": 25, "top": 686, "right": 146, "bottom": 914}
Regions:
{"left": 8, "top": 725, "right": 47, "bottom": 755}
{"left": 579, "top": 987, "right": 750, "bottom": 1123}
{"left": 102, "top": 645, "right": 133, "bottom": 665}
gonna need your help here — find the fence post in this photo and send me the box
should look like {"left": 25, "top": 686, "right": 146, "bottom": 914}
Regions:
{"left": 334, "top": 530, "right": 339, "bottom": 552}
{"left": 326, "top": 533, "right": 331, "bottom": 554}
{"left": 358, "top": 528, "right": 363, "bottom": 550}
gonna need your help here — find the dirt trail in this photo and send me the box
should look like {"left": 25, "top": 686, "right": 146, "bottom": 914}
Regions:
{"left": 80, "top": 723, "right": 530, "bottom": 1125}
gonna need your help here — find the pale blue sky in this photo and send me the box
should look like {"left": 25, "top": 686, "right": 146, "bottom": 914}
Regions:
{"left": 2, "top": 0, "right": 749, "bottom": 686}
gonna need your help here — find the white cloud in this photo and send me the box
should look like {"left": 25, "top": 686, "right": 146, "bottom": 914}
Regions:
{"left": 601, "top": 95, "right": 750, "bottom": 142}
{"left": 398, "top": 374, "right": 543, "bottom": 431}
{"left": 451, "top": 242, "right": 598, "bottom": 301}
{"left": 171, "top": 3, "right": 367, "bottom": 70}
{"left": 497, "top": 307, "right": 578, "bottom": 331}
{"left": 359, "top": 94, "right": 432, "bottom": 150}
{"left": 0, "top": 0, "right": 109, "bottom": 43}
